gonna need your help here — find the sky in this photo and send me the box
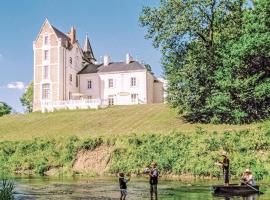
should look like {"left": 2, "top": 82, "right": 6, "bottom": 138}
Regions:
{"left": 0, "top": 0, "right": 162, "bottom": 113}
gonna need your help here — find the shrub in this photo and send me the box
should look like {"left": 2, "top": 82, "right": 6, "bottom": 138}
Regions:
{"left": 0, "top": 179, "right": 15, "bottom": 200}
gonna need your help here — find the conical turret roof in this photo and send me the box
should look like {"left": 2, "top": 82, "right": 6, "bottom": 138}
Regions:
{"left": 83, "top": 34, "right": 96, "bottom": 63}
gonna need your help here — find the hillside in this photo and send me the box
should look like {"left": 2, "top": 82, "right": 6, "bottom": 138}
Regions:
{"left": 0, "top": 104, "right": 263, "bottom": 141}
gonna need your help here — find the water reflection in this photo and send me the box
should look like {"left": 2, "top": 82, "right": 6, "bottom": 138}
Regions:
{"left": 12, "top": 177, "right": 267, "bottom": 200}
{"left": 214, "top": 193, "right": 258, "bottom": 200}
{"left": 242, "top": 194, "right": 257, "bottom": 200}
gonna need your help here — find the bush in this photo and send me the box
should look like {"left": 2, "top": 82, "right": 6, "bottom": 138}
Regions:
{"left": 0, "top": 179, "right": 15, "bottom": 200}
{"left": 1, "top": 128, "right": 270, "bottom": 180}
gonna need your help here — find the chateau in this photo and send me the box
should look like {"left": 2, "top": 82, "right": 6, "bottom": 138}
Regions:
{"left": 33, "top": 19, "right": 166, "bottom": 112}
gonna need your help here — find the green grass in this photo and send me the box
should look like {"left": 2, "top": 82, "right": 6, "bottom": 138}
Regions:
{"left": 0, "top": 104, "right": 265, "bottom": 141}
{"left": 1, "top": 130, "right": 270, "bottom": 179}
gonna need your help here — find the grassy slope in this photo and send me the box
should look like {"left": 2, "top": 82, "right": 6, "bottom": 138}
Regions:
{"left": 0, "top": 104, "right": 263, "bottom": 141}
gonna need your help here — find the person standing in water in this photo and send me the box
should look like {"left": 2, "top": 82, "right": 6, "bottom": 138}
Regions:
{"left": 149, "top": 162, "right": 159, "bottom": 200}
{"left": 216, "top": 151, "right": 230, "bottom": 186}
{"left": 118, "top": 172, "right": 130, "bottom": 200}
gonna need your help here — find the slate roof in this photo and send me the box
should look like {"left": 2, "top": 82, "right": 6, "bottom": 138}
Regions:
{"left": 78, "top": 63, "right": 102, "bottom": 74}
{"left": 83, "top": 34, "right": 96, "bottom": 62}
{"left": 78, "top": 61, "right": 146, "bottom": 74}
{"left": 51, "top": 25, "right": 70, "bottom": 41}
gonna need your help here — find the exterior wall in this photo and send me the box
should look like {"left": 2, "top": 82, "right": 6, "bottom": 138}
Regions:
{"left": 33, "top": 20, "right": 85, "bottom": 111}
{"left": 146, "top": 72, "right": 154, "bottom": 104}
{"left": 79, "top": 73, "right": 101, "bottom": 99}
{"left": 64, "top": 43, "right": 84, "bottom": 100}
{"left": 98, "top": 70, "right": 147, "bottom": 105}
{"left": 33, "top": 20, "right": 60, "bottom": 111}
{"left": 153, "top": 81, "right": 164, "bottom": 103}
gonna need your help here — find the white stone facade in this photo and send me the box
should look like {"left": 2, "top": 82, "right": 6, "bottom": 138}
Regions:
{"left": 33, "top": 19, "right": 166, "bottom": 112}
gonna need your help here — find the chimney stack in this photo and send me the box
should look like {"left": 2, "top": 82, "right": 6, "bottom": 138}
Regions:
{"left": 69, "top": 26, "right": 76, "bottom": 44}
{"left": 126, "top": 53, "right": 133, "bottom": 64}
{"left": 104, "top": 55, "right": 110, "bottom": 66}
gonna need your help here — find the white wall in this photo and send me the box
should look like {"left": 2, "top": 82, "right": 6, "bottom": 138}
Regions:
{"left": 79, "top": 73, "right": 101, "bottom": 99}
{"left": 98, "top": 70, "right": 147, "bottom": 104}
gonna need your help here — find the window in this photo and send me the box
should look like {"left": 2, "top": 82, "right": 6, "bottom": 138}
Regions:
{"left": 131, "top": 77, "right": 136, "bottom": 86}
{"left": 87, "top": 80, "right": 92, "bottom": 89}
{"left": 44, "top": 35, "right": 49, "bottom": 45}
{"left": 108, "top": 95, "right": 114, "bottom": 105}
{"left": 42, "top": 84, "right": 50, "bottom": 99}
{"left": 42, "top": 66, "right": 49, "bottom": 79}
{"left": 131, "top": 94, "right": 138, "bottom": 102}
{"left": 108, "top": 79, "right": 113, "bottom": 88}
{"left": 69, "top": 57, "right": 72, "bottom": 64}
{"left": 76, "top": 76, "right": 79, "bottom": 87}
{"left": 87, "top": 95, "right": 92, "bottom": 100}
{"left": 44, "top": 50, "right": 49, "bottom": 60}
{"left": 69, "top": 74, "right": 72, "bottom": 82}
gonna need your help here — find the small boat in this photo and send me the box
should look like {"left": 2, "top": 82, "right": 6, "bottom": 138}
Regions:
{"left": 213, "top": 184, "right": 260, "bottom": 196}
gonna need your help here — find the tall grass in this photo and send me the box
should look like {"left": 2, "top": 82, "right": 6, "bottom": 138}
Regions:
{"left": 1, "top": 128, "right": 270, "bottom": 180}
{"left": 0, "top": 179, "right": 15, "bottom": 200}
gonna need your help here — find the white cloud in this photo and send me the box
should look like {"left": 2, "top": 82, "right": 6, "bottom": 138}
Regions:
{"left": 6, "top": 82, "right": 25, "bottom": 90}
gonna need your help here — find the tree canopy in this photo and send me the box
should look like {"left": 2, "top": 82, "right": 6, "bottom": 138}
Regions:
{"left": 20, "top": 82, "right": 33, "bottom": 113}
{"left": 140, "top": 0, "right": 270, "bottom": 124}
{"left": 0, "top": 102, "right": 12, "bottom": 117}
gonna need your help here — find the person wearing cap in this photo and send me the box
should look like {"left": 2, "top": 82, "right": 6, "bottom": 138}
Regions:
{"left": 149, "top": 161, "right": 159, "bottom": 200}
{"left": 216, "top": 151, "right": 230, "bottom": 186}
{"left": 241, "top": 169, "right": 256, "bottom": 186}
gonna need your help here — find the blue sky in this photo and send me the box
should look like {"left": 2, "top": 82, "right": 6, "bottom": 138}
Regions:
{"left": 0, "top": 0, "right": 161, "bottom": 113}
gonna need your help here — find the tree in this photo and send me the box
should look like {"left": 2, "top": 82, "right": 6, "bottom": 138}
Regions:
{"left": 20, "top": 82, "right": 33, "bottom": 113}
{"left": 144, "top": 64, "right": 152, "bottom": 72}
{"left": 0, "top": 102, "right": 12, "bottom": 117}
{"left": 140, "top": 0, "right": 270, "bottom": 124}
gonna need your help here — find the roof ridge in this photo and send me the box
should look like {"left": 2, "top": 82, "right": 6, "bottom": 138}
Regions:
{"left": 51, "top": 25, "right": 70, "bottom": 40}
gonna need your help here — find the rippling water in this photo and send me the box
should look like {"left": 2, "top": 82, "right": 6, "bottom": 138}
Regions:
{"left": 11, "top": 177, "right": 270, "bottom": 200}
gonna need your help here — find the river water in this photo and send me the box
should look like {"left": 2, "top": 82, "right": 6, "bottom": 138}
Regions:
{"left": 12, "top": 177, "right": 270, "bottom": 200}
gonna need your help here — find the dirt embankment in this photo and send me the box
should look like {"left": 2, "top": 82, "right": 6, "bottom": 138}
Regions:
{"left": 72, "top": 145, "right": 112, "bottom": 175}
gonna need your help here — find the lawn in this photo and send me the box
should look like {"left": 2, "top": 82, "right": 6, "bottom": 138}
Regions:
{"left": 0, "top": 104, "right": 263, "bottom": 141}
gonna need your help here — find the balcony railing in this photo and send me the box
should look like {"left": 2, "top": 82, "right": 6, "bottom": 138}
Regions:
{"left": 40, "top": 98, "right": 140, "bottom": 113}
{"left": 41, "top": 99, "right": 109, "bottom": 113}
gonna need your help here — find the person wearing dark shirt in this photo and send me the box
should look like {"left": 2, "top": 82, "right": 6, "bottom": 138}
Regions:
{"left": 149, "top": 162, "right": 159, "bottom": 200}
{"left": 118, "top": 172, "right": 130, "bottom": 200}
{"left": 217, "top": 151, "right": 230, "bottom": 186}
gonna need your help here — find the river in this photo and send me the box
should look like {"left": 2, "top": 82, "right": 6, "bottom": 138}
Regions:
{"left": 12, "top": 177, "right": 269, "bottom": 200}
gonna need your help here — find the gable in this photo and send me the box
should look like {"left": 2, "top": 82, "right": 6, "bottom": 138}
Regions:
{"left": 34, "top": 19, "right": 59, "bottom": 48}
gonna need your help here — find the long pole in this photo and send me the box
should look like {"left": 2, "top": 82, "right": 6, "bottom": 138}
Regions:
{"left": 240, "top": 181, "right": 263, "bottom": 194}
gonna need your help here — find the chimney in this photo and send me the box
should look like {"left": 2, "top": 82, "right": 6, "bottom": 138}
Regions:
{"left": 69, "top": 26, "right": 76, "bottom": 44}
{"left": 104, "top": 55, "right": 110, "bottom": 66}
{"left": 126, "top": 53, "right": 133, "bottom": 64}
